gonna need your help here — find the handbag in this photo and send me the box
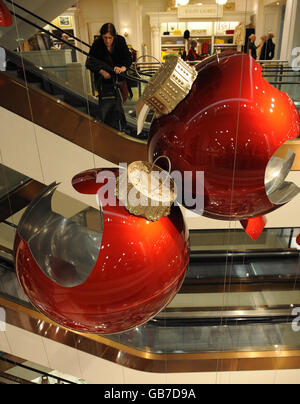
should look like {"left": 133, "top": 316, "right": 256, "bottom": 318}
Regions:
{"left": 106, "top": 52, "right": 130, "bottom": 104}
{"left": 118, "top": 79, "right": 129, "bottom": 104}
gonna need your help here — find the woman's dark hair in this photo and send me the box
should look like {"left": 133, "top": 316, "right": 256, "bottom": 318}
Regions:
{"left": 100, "top": 23, "right": 117, "bottom": 37}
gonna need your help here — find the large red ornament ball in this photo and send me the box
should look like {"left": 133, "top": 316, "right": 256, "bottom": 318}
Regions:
{"left": 14, "top": 169, "right": 189, "bottom": 334}
{"left": 0, "top": 0, "right": 13, "bottom": 26}
{"left": 148, "top": 52, "right": 300, "bottom": 221}
{"left": 296, "top": 234, "right": 300, "bottom": 246}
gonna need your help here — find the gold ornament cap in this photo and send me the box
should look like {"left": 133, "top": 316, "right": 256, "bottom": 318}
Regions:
{"left": 115, "top": 159, "right": 177, "bottom": 221}
{"left": 141, "top": 56, "right": 198, "bottom": 117}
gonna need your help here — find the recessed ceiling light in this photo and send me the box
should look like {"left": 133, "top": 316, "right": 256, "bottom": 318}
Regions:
{"left": 176, "top": 0, "right": 190, "bottom": 6}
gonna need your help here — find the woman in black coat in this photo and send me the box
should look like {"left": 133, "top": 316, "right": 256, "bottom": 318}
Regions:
{"left": 259, "top": 33, "right": 275, "bottom": 61}
{"left": 86, "top": 23, "right": 132, "bottom": 131}
{"left": 265, "top": 32, "right": 275, "bottom": 60}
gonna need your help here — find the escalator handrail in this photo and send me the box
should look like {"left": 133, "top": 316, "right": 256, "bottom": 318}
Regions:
{"left": 0, "top": 357, "right": 76, "bottom": 384}
{"left": 10, "top": 11, "right": 90, "bottom": 57}
{"left": 5, "top": 3, "right": 296, "bottom": 86}
{"left": 4, "top": 47, "right": 99, "bottom": 107}
{"left": 0, "top": 370, "right": 35, "bottom": 384}
{"left": 8, "top": 9, "right": 148, "bottom": 85}
{"left": 5, "top": 0, "right": 91, "bottom": 48}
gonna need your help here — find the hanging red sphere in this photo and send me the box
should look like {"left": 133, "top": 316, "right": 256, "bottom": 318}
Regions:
{"left": 296, "top": 234, "right": 300, "bottom": 246}
{"left": 0, "top": 0, "right": 13, "bottom": 27}
{"left": 14, "top": 168, "right": 189, "bottom": 334}
{"left": 148, "top": 52, "right": 300, "bottom": 222}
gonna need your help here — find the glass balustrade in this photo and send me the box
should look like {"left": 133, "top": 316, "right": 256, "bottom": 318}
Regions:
{"left": 0, "top": 164, "right": 299, "bottom": 355}
{"left": 1, "top": 10, "right": 299, "bottom": 140}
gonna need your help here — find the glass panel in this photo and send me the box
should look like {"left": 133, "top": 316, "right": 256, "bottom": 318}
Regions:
{"left": 105, "top": 315, "right": 300, "bottom": 353}
{"left": 260, "top": 62, "right": 300, "bottom": 113}
{"left": 189, "top": 228, "right": 299, "bottom": 251}
{"left": 0, "top": 354, "right": 86, "bottom": 384}
{"left": 0, "top": 165, "right": 29, "bottom": 199}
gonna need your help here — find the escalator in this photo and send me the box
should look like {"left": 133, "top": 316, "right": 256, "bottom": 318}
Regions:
{"left": 3, "top": 46, "right": 150, "bottom": 141}
{"left": 0, "top": 353, "right": 79, "bottom": 384}
{"left": 0, "top": 55, "right": 148, "bottom": 166}
{"left": 1, "top": 224, "right": 300, "bottom": 372}
{"left": 0, "top": 165, "right": 44, "bottom": 222}
{"left": 0, "top": 0, "right": 150, "bottom": 167}
{"left": 1, "top": 2, "right": 300, "bottom": 376}
{"left": 0, "top": 165, "right": 300, "bottom": 372}
{"left": 1, "top": 1, "right": 300, "bottom": 167}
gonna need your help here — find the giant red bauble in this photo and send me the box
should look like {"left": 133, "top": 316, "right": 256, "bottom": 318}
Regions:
{"left": 0, "top": 0, "right": 13, "bottom": 26}
{"left": 148, "top": 52, "right": 300, "bottom": 221}
{"left": 14, "top": 169, "right": 189, "bottom": 334}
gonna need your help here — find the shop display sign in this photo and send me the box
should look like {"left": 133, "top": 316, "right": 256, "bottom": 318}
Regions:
{"left": 178, "top": 5, "right": 223, "bottom": 19}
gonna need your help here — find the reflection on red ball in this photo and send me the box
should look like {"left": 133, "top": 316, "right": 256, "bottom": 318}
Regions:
{"left": 14, "top": 169, "right": 189, "bottom": 334}
{"left": 148, "top": 52, "right": 300, "bottom": 221}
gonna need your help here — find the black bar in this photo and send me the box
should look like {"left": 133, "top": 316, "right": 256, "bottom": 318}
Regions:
{"left": 288, "top": 228, "right": 294, "bottom": 249}
{"left": 264, "top": 72, "right": 300, "bottom": 77}
{"left": 151, "top": 315, "right": 296, "bottom": 327}
{"left": 2, "top": 220, "right": 17, "bottom": 229}
{"left": 269, "top": 82, "right": 300, "bottom": 85}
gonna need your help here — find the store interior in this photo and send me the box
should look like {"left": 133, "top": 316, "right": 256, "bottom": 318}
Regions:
{"left": 0, "top": 0, "right": 299, "bottom": 384}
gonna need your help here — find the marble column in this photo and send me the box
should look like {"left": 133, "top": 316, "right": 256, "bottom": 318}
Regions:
{"left": 280, "top": 0, "right": 298, "bottom": 62}
{"left": 150, "top": 24, "right": 161, "bottom": 61}
{"left": 112, "top": 0, "right": 143, "bottom": 55}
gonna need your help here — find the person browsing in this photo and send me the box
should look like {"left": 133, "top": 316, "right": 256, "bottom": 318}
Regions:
{"left": 86, "top": 23, "right": 132, "bottom": 131}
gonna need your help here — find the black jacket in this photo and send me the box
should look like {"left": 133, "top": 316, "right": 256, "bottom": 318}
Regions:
{"left": 249, "top": 41, "right": 257, "bottom": 60}
{"left": 260, "top": 39, "right": 275, "bottom": 61}
{"left": 86, "top": 35, "right": 132, "bottom": 90}
{"left": 266, "top": 39, "right": 275, "bottom": 60}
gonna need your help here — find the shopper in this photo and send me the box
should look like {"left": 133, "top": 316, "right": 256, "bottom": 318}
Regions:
{"left": 25, "top": 31, "right": 54, "bottom": 51}
{"left": 266, "top": 32, "right": 276, "bottom": 60}
{"left": 186, "top": 40, "right": 199, "bottom": 62}
{"left": 59, "top": 33, "right": 77, "bottom": 62}
{"left": 248, "top": 34, "right": 258, "bottom": 60}
{"left": 244, "top": 23, "right": 255, "bottom": 54}
{"left": 86, "top": 23, "right": 132, "bottom": 131}
{"left": 259, "top": 35, "right": 267, "bottom": 60}
{"left": 259, "top": 33, "right": 276, "bottom": 61}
